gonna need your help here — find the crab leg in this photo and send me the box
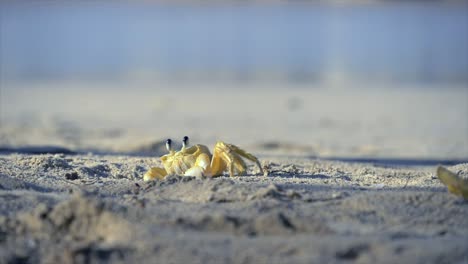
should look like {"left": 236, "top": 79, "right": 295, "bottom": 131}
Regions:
{"left": 209, "top": 147, "right": 228, "bottom": 176}
{"left": 210, "top": 141, "right": 244, "bottom": 176}
{"left": 210, "top": 141, "right": 263, "bottom": 177}
{"left": 143, "top": 167, "right": 168, "bottom": 181}
{"left": 227, "top": 143, "right": 263, "bottom": 175}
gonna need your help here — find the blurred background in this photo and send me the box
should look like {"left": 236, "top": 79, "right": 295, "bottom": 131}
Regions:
{"left": 1, "top": 1, "right": 467, "bottom": 159}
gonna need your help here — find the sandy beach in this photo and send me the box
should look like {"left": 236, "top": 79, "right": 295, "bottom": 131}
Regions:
{"left": 1, "top": 83, "right": 468, "bottom": 263}
{"left": 1, "top": 154, "right": 467, "bottom": 263}
{"left": 2, "top": 2, "right": 468, "bottom": 262}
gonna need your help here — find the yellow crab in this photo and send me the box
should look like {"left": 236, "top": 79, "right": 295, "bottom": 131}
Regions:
{"left": 143, "top": 136, "right": 263, "bottom": 181}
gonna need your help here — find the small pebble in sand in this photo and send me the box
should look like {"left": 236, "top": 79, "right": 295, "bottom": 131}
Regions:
{"left": 65, "top": 172, "right": 80, "bottom": 180}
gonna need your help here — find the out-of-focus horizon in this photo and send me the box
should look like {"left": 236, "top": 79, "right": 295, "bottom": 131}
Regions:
{"left": 1, "top": 1, "right": 467, "bottom": 86}
{"left": 1, "top": 1, "right": 467, "bottom": 159}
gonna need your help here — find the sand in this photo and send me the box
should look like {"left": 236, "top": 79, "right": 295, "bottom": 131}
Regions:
{"left": 2, "top": 82, "right": 468, "bottom": 158}
{"left": 0, "top": 153, "right": 467, "bottom": 263}
{"left": 1, "top": 83, "right": 468, "bottom": 263}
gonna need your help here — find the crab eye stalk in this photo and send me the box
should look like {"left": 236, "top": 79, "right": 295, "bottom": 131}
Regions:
{"left": 166, "top": 139, "right": 172, "bottom": 152}
{"left": 182, "top": 136, "right": 189, "bottom": 149}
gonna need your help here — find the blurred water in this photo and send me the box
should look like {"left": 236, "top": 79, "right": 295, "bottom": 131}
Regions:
{"left": 1, "top": 2, "right": 467, "bottom": 85}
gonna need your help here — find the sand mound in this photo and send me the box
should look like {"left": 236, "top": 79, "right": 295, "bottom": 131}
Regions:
{"left": 0, "top": 194, "right": 133, "bottom": 263}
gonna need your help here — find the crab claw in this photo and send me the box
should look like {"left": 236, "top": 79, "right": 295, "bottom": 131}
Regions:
{"left": 143, "top": 167, "right": 167, "bottom": 181}
{"left": 184, "top": 153, "right": 211, "bottom": 177}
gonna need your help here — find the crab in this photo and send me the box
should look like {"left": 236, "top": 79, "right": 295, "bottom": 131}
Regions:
{"left": 143, "top": 136, "right": 263, "bottom": 181}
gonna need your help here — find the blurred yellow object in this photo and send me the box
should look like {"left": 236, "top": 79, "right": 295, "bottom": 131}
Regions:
{"left": 144, "top": 136, "right": 262, "bottom": 181}
{"left": 436, "top": 166, "right": 468, "bottom": 199}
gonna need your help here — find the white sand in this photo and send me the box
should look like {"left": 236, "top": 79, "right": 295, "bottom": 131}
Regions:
{"left": 2, "top": 82, "right": 467, "bottom": 158}
{"left": 1, "top": 82, "right": 467, "bottom": 263}
{"left": 0, "top": 154, "right": 467, "bottom": 263}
